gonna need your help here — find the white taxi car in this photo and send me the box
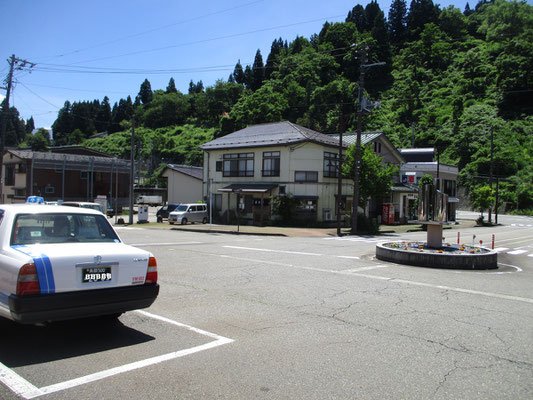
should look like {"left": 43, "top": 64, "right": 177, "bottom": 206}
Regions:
{"left": 0, "top": 204, "right": 159, "bottom": 324}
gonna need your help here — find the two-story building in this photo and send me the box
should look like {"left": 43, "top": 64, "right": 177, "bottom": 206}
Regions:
{"left": 1, "top": 147, "right": 130, "bottom": 206}
{"left": 398, "top": 148, "right": 459, "bottom": 221}
{"left": 200, "top": 121, "right": 354, "bottom": 225}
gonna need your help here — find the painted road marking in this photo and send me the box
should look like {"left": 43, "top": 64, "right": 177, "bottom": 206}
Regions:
{"left": 493, "top": 247, "right": 509, "bottom": 253}
{"left": 224, "top": 245, "right": 323, "bottom": 256}
{"left": 129, "top": 241, "right": 202, "bottom": 246}
{"left": 0, "top": 311, "right": 234, "bottom": 399}
{"left": 507, "top": 249, "right": 528, "bottom": 255}
{"left": 337, "top": 256, "right": 360, "bottom": 260}
{"left": 339, "top": 265, "right": 391, "bottom": 273}
{"left": 214, "top": 254, "right": 533, "bottom": 305}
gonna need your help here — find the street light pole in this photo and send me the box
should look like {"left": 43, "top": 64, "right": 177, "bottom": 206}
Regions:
{"left": 351, "top": 47, "right": 385, "bottom": 235}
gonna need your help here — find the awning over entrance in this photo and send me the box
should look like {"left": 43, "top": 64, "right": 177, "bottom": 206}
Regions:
{"left": 219, "top": 183, "right": 278, "bottom": 193}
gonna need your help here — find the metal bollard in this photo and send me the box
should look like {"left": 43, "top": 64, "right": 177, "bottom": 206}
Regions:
{"left": 492, "top": 234, "right": 495, "bottom": 250}
{"left": 457, "top": 232, "right": 460, "bottom": 244}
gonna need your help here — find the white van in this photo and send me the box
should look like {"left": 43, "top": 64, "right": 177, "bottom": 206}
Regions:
{"left": 168, "top": 203, "right": 208, "bottom": 225}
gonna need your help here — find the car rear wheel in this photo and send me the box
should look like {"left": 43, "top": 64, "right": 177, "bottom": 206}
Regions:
{"left": 181, "top": 218, "right": 187, "bottom": 225}
{"left": 202, "top": 217, "right": 207, "bottom": 224}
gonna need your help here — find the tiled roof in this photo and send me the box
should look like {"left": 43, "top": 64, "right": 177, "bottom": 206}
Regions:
{"left": 328, "top": 131, "right": 384, "bottom": 147}
{"left": 8, "top": 149, "right": 124, "bottom": 164}
{"left": 200, "top": 121, "right": 342, "bottom": 150}
{"left": 166, "top": 164, "right": 203, "bottom": 180}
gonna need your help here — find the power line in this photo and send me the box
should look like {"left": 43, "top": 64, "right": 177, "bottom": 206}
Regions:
{"left": 34, "top": 0, "right": 266, "bottom": 62}
{"left": 54, "top": 14, "right": 346, "bottom": 66}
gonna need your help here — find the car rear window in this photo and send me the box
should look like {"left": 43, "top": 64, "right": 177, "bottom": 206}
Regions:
{"left": 11, "top": 213, "right": 120, "bottom": 245}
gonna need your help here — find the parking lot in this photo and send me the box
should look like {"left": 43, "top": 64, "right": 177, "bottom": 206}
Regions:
{"left": 1, "top": 219, "right": 532, "bottom": 399}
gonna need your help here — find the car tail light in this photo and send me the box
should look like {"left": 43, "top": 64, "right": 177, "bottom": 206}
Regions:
{"left": 16, "top": 263, "right": 40, "bottom": 295}
{"left": 145, "top": 256, "right": 158, "bottom": 284}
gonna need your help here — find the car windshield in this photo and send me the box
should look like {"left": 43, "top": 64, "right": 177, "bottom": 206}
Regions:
{"left": 81, "top": 204, "right": 104, "bottom": 213}
{"left": 176, "top": 205, "right": 189, "bottom": 212}
{"left": 11, "top": 213, "right": 120, "bottom": 245}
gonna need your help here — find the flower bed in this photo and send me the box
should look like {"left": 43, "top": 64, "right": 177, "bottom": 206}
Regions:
{"left": 383, "top": 241, "right": 491, "bottom": 255}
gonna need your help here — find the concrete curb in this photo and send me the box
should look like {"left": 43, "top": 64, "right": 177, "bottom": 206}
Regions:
{"left": 375, "top": 242, "right": 498, "bottom": 270}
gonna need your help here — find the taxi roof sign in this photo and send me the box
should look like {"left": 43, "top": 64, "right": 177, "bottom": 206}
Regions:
{"left": 26, "top": 196, "right": 45, "bottom": 204}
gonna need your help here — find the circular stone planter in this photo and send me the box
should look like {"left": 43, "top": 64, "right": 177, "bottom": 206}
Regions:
{"left": 376, "top": 242, "right": 498, "bottom": 270}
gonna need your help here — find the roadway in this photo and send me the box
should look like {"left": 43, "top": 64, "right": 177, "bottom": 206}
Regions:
{"left": 1, "top": 215, "right": 532, "bottom": 399}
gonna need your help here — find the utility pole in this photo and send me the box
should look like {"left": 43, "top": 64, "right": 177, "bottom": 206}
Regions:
{"left": 351, "top": 47, "right": 385, "bottom": 234}
{"left": 488, "top": 127, "right": 494, "bottom": 224}
{"left": 129, "top": 118, "right": 135, "bottom": 225}
{"left": 0, "top": 55, "right": 35, "bottom": 203}
{"left": 336, "top": 114, "right": 345, "bottom": 237}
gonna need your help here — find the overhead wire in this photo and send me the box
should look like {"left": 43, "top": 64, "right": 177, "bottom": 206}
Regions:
{"left": 33, "top": 0, "right": 266, "bottom": 62}
{"left": 52, "top": 14, "right": 347, "bottom": 66}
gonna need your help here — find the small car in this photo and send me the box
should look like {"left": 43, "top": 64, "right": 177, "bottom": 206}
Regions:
{"left": 0, "top": 204, "right": 159, "bottom": 324}
{"left": 62, "top": 201, "right": 105, "bottom": 214}
{"left": 156, "top": 203, "right": 180, "bottom": 223}
{"left": 168, "top": 203, "right": 208, "bottom": 225}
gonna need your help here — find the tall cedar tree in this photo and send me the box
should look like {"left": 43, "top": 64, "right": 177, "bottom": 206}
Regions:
{"left": 232, "top": 60, "right": 245, "bottom": 85}
{"left": 166, "top": 78, "right": 178, "bottom": 93}
{"left": 388, "top": 0, "right": 408, "bottom": 46}
{"left": 346, "top": 5, "right": 366, "bottom": 32}
{"left": 25, "top": 116, "right": 35, "bottom": 133}
{"left": 251, "top": 49, "right": 265, "bottom": 91}
{"left": 406, "top": 0, "right": 440, "bottom": 41}
{"left": 138, "top": 79, "right": 153, "bottom": 104}
{"left": 265, "top": 38, "right": 286, "bottom": 80}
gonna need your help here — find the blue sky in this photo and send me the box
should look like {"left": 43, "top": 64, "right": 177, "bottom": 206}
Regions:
{"left": 1, "top": 0, "right": 470, "bottom": 130}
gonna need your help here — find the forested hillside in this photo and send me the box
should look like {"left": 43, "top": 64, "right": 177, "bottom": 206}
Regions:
{"left": 7, "top": 0, "right": 532, "bottom": 211}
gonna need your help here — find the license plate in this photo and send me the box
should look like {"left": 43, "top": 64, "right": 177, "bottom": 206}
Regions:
{"left": 82, "top": 267, "right": 112, "bottom": 283}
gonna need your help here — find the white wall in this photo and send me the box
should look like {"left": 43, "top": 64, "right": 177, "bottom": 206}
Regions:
{"left": 162, "top": 170, "right": 203, "bottom": 204}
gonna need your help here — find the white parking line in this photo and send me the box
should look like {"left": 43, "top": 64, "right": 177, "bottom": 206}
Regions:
{"left": 215, "top": 254, "right": 533, "bottom": 305}
{"left": 492, "top": 247, "right": 509, "bottom": 253}
{"left": 0, "top": 311, "right": 234, "bottom": 399}
{"left": 339, "top": 265, "right": 391, "bottom": 273}
{"left": 507, "top": 249, "right": 528, "bottom": 255}
{"left": 129, "top": 241, "right": 202, "bottom": 246}
{"left": 224, "top": 245, "right": 323, "bottom": 256}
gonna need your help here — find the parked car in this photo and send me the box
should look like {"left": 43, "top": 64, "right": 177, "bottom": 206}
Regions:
{"left": 62, "top": 201, "right": 105, "bottom": 215}
{"left": 156, "top": 203, "right": 180, "bottom": 222}
{"left": 0, "top": 204, "right": 159, "bottom": 324}
{"left": 168, "top": 203, "right": 208, "bottom": 225}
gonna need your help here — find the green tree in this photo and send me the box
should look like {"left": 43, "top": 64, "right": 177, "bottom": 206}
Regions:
{"left": 24, "top": 128, "right": 50, "bottom": 151}
{"left": 343, "top": 144, "right": 398, "bottom": 208}
{"left": 138, "top": 79, "right": 153, "bottom": 104}
{"left": 232, "top": 60, "right": 245, "bottom": 85}
{"left": 470, "top": 185, "right": 495, "bottom": 217}
{"left": 25, "top": 116, "right": 35, "bottom": 133}
{"left": 251, "top": 49, "right": 265, "bottom": 91}
{"left": 407, "top": 0, "right": 440, "bottom": 40}
{"left": 388, "top": 0, "right": 408, "bottom": 46}
{"left": 166, "top": 77, "right": 178, "bottom": 93}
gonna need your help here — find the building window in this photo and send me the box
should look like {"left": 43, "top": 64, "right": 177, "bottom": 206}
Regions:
{"left": 81, "top": 171, "right": 88, "bottom": 179}
{"left": 262, "top": 151, "right": 280, "bottom": 177}
{"left": 15, "top": 189, "right": 26, "bottom": 197}
{"left": 16, "top": 163, "right": 26, "bottom": 173}
{"left": 373, "top": 142, "right": 382, "bottom": 153}
{"left": 324, "top": 152, "right": 340, "bottom": 178}
{"left": 45, "top": 185, "right": 55, "bottom": 194}
{"left": 5, "top": 165, "right": 15, "bottom": 186}
{"left": 223, "top": 153, "right": 254, "bottom": 177}
{"left": 216, "top": 161, "right": 222, "bottom": 172}
{"left": 295, "top": 171, "right": 318, "bottom": 182}
{"left": 444, "top": 179, "right": 456, "bottom": 197}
